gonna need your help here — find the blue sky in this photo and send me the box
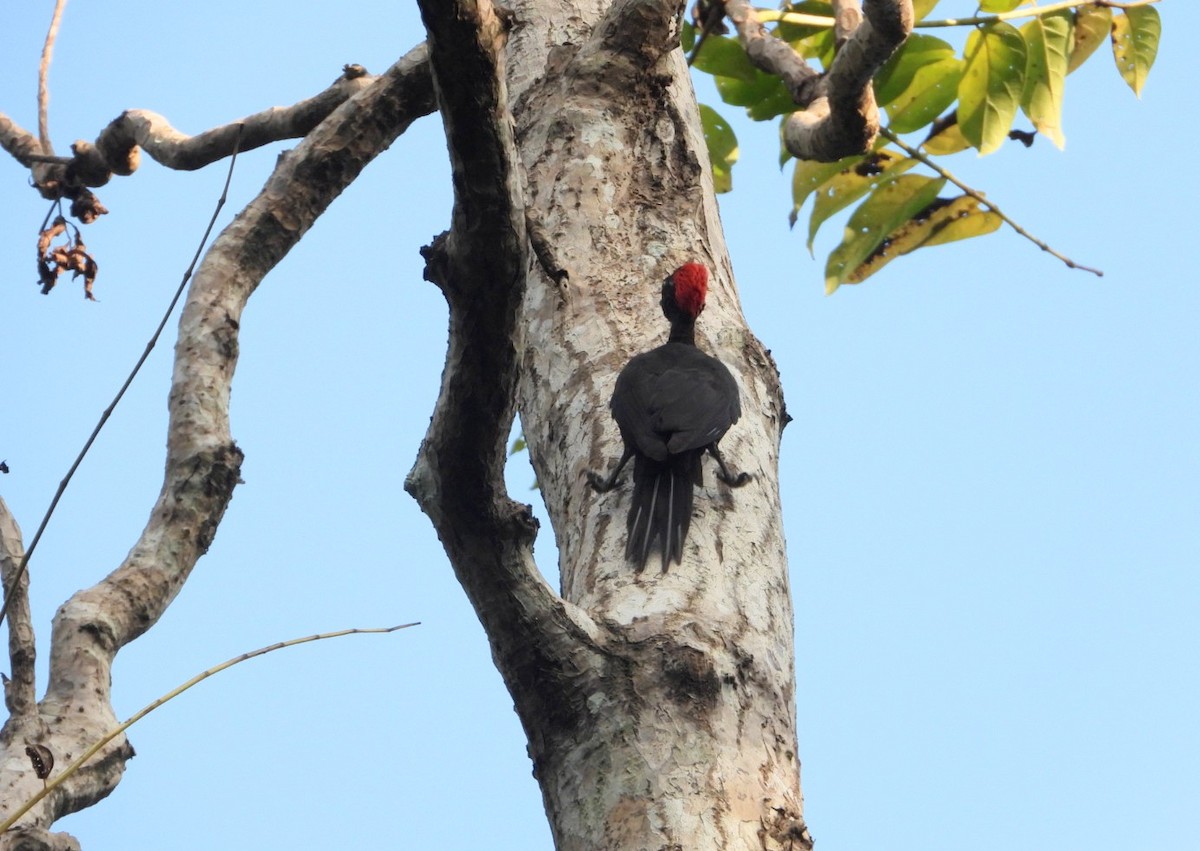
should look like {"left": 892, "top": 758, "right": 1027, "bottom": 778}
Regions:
{"left": 0, "top": 2, "right": 1195, "bottom": 849}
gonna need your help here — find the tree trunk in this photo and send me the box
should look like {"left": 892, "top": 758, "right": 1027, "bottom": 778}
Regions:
{"left": 411, "top": 0, "right": 807, "bottom": 847}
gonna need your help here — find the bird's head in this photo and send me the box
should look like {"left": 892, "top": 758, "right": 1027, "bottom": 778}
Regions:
{"left": 664, "top": 262, "right": 708, "bottom": 320}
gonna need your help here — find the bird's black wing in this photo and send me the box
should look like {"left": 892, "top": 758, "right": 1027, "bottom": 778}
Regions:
{"left": 611, "top": 343, "right": 740, "bottom": 459}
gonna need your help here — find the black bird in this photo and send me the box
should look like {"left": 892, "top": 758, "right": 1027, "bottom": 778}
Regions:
{"left": 588, "top": 262, "right": 750, "bottom": 571}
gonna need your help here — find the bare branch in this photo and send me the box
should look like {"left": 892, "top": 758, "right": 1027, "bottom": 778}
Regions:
{"left": 84, "top": 65, "right": 376, "bottom": 177}
{"left": 37, "top": 0, "right": 68, "bottom": 153}
{"left": 0, "top": 131, "right": 239, "bottom": 639}
{"left": 0, "top": 63, "right": 387, "bottom": 222}
{"left": 0, "top": 44, "right": 436, "bottom": 830}
{"left": 832, "top": 0, "right": 863, "bottom": 45}
{"left": 0, "top": 498, "right": 35, "bottom": 718}
{"left": 408, "top": 0, "right": 605, "bottom": 729}
{"left": 2, "top": 626, "right": 418, "bottom": 836}
{"left": 725, "top": 0, "right": 821, "bottom": 103}
{"left": 788, "top": 0, "right": 912, "bottom": 161}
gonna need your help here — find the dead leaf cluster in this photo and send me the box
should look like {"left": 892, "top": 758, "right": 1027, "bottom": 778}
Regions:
{"left": 36, "top": 215, "right": 98, "bottom": 299}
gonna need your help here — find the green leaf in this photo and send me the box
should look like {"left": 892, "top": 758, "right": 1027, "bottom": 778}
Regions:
{"left": 700, "top": 105, "right": 739, "bottom": 194}
{"left": 681, "top": 19, "right": 696, "bottom": 53}
{"left": 791, "top": 26, "right": 836, "bottom": 67}
{"left": 1067, "top": 6, "right": 1112, "bottom": 74}
{"left": 775, "top": 1, "right": 834, "bottom": 48}
{"left": 979, "top": 0, "right": 1024, "bottom": 11}
{"left": 714, "top": 71, "right": 795, "bottom": 120}
{"left": 885, "top": 57, "right": 963, "bottom": 133}
{"left": 919, "top": 196, "right": 1004, "bottom": 249}
{"left": 824, "top": 173, "right": 945, "bottom": 294}
{"left": 692, "top": 34, "right": 757, "bottom": 82}
{"left": 874, "top": 34, "right": 956, "bottom": 108}
{"left": 1020, "top": 10, "right": 1071, "bottom": 149}
{"left": 808, "top": 150, "right": 916, "bottom": 250}
{"left": 1111, "top": 6, "right": 1161, "bottom": 97}
{"left": 958, "top": 22, "right": 1027, "bottom": 155}
{"left": 922, "top": 120, "right": 971, "bottom": 156}
{"left": 790, "top": 153, "right": 863, "bottom": 227}
{"left": 912, "top": 0, "right": 940, "bottom": 22}
{"left": 841, "top": 194, "right": 1003, "bottom": 284}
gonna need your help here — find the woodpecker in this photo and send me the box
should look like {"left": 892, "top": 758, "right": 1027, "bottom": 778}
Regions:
{"left": 588, "top": 262, "right": 751, "bottom": 572}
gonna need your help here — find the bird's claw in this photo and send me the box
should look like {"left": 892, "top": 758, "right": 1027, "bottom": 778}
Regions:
{"left": 586, "top": 470, "right": 622, "bottom": 493}
{"left": 718, "top": 470, "right": 752, "bottom": 488}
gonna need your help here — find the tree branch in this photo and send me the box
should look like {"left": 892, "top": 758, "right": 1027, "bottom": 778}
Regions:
{"left": 408, "top": 0, "right": 605, "bottom": 737}
{"left": 917, "top": 0, "right": 1160, "bottom": 28}
{"left": 37, "top": 0, "right": 68, "bottom": 153}
{"left": 789, "top": 0, "right": 912, "bottom": 160}
{"left": 725, "top": 0, "right": 912, "bottom": 161}
{"left": 0, "top": 64, "right": 381, "bottom": 222}
{"left": 832, "top": 0, "right": 863, "bottom": 46}
{"left": 725, "top": 0, "right": 822, "bottom": 103}
{"left": 0, "top": 499, "right": 35, "bottom": 719}
{"left": 591, "top": 0, "right": 685, "bottom": 71}
{"left": 0, "top": 43, "right": 436, "bottom": 832}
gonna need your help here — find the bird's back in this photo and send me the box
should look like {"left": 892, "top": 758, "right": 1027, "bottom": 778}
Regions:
{"left": 611, "top": 341, "right": 741, "bottom": 462}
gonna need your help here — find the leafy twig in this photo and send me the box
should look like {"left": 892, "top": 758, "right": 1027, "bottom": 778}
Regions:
{"left": 755, "top": 0, "right": 1161, "bottom": 30}
{"left": 0, "top": 624, "right": 419, "bottom": 833}
{"left": 881, "top": 127, "right": 1103, "bottom": 276}
{"left": 0, "top": 127, "right": 244, "bottom": 633}
{"left": 916, "top": 0, "right": 1160, "bottom": 28}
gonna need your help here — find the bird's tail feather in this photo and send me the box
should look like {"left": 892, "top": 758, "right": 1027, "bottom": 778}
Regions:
{"left": 627, "top": 453, "right": 700, "bottom": 571}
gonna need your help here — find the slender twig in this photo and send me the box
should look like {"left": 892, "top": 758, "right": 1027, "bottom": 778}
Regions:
{"left": 687, "top": 0, "right": 731, "bottom": 66}
{"left": 23, "top": 154, "right": 72, "bottom": 165}
{"left": 881, "top": 127, "right": 1103, "bottom": 276}
{"left": 0, "top": 623, "right": 419, "bottom": 833}
{"left": 752, "top": 10, "right": 835, "bottom": 27}
{"left": 0, "top": 127, "right": 244, "bottom": 633}
{"left": 915, "top": 0, "right": 1160, "bottom": 28}
{"left": 37, "top": 0, "right": 68, "bottom": 153}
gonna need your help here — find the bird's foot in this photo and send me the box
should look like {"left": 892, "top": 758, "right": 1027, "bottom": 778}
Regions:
{"left": 586, "top": 469, "right": 622, "bottom": 493}
{"left": 717, "top": 470, "right": 752, "bottom": 488}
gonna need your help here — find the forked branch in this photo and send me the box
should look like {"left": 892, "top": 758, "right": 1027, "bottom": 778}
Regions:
{"left": 724, "top": 0, "right": 913, "bottom": 161}
{"left": 0, "top": 44, "right": 436, "bottom": 835}
{"left": 408, "top": 0, "right": 604, "bottom": 731}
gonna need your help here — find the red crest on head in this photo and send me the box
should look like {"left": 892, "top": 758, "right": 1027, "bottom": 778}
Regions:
{"left": 671, "top": 263, "right": 708, "bottom": 318}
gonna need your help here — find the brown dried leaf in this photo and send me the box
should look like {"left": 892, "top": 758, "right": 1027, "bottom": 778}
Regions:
{"left": 36, "top": 217, "right": 100, "bottom": 298}
{"left": 37, "top": 217, "right": 67, "bottom": 257}
{"left": 70, "top": 191, "right": 109, "bottom": 224}
{"left": 67, "top": 240, "right": 100, "bottom": 300}
{"left": 38, "top": 255, "right": 59, "bottom": 294}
